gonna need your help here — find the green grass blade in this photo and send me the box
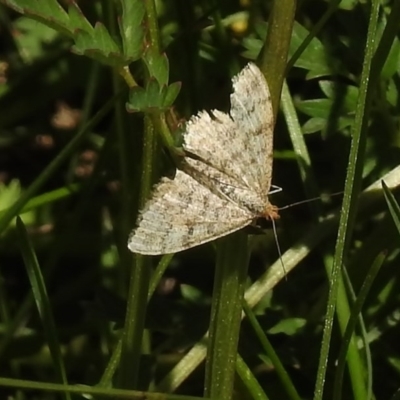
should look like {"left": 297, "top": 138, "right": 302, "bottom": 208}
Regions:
{"left": 343, "top": 267, "right": 373, "bottom": 400}
{"left": 243, "top": 301, "right": 301, "bottom": 400}
{"left": 15, "top": 217, "right": 70, "bottom": 400}
{"left": 333, "top": 252, "right": 386, "bottom": 400}
{"left": 100, "top": 253, "right": 174, "bottom": 387}
{"left": 314, "top": 1, "right": 381, "bottom": 398}
{"left": 281, "top": 80, "right": 320, "bottom": 215}
{"left": 0, "top": 376, "right": 206, "bottom": 399}
{"left": 0, "top": 184, "right": 80, "bottom": 218}
{"left": 236, "top": 354, "right": 270, "bottom": 400}
{"left": 382, "top": 180, "right": 400, "bottom": 235}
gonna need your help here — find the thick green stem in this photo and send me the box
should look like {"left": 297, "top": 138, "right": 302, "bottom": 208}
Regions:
{"left": 204, "top": 232, "right": 249, "bottom": 399}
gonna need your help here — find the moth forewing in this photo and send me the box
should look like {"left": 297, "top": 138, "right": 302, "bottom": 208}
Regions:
{"left": 128, "top": 63, "right": 278, "bottom": 255}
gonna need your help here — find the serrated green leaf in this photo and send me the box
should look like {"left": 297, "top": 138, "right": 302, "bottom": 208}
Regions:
{"left": 68, "top": 1, "right": 93, "bottom": 34}
{"left": 2, "top": 0, "right": 72, "bottom": 37}
{"left": 143, "top": 49, "right": 169, "bottom": 87}
{"left": 3, "top": 0, "right": 69, "bottom": 24}
{"left": 254, "top": 20, "right": 267, "bottom": 41}
{"left": 3, "top": 0, "right": 129, "bottom": 67}
{"left": 290, "top": 22, "right": 334, "bottom": 76}
{"left": 70, "top": 10, "right": 128, "bottom": 66}
{"left": 163, "top": 81, "right": 181, "bottom": 107}
{"left": 243, "top": 21, "right": 337, "bottom": 77}
{"left": 303, "top": 115, "right": 353, "bottom": 135}
{"left": 73, "top": 23, "right": 126, "bottom": 67}
{"left": 126, "top": 79, "right": 179, "bottom": 112}
{"left": 319, "top": 81, "right": 359, "bottom": 111}
{"left": 93, "top": 22, "right": 121, "bottom": 53}
{"left": 117, "top": 0, "right": 145, "bottom": 61}
{"left": 241, "top": 37, "right": 261, "bottom": 60}
{"left": 126, "top": 87, "right": 146, "bottom": 112}
{"left": 146, "top": 79, "right": 161, "bottom": 105}
{"left": 157, "top": 86, "right": 170, "bottom": 108}
{"left": 297, "top": 98, "right": 332, "bottom": 119}
{"left": 126, "top": 83, "right": 164, "bottom": 112}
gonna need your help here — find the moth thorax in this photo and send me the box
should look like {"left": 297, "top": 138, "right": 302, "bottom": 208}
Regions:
{"left": 262, "top": 203, "right": 280, "bottom": 220}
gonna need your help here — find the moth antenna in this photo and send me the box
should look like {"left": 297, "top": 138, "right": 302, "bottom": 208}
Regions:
{"left": 272, "top": 191, "right": 343, "bottom": 277}
{"left": 278, "top": 191, "right": 343, "bottom": 211}
{"left": 271, "top": 217, "right": 286, "bottom": 277}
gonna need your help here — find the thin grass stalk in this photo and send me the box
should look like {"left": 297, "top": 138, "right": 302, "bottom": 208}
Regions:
{"left": 313, "top": 1, "right": 381, "bottom": 398}
{"left": 0, "top": 376, "right": 204, "bottom": 400}
{"left": 16, "top": 218, "right": 70, "bottom": 400}
{"left": 382, "top": 180, "right": 400, "bottom": 234}
{"left": 285, "top": 0, "right": 341, "bottom": 73}
{"left": 333, "top": 251, "right": 386, "bottom": 400}
{"left": 281, "top": 80, "right": 321, "bottom": 217}
{"left": 236, "top": 354, "right": 270, "bottom": 400}
{"left": 119, "top": 116, "right": 154, "bottom": 388}
{"left": 328, "top": 264, "right": 368, "bottom": 399}
{"left": 100, "top": 252, "right": 173, "bottom": 386}
{"left": 243, "top": 302, "right": 301, "bottom": 400}
{"left": 118, "top": 0, "right": 166, "bottom": 387}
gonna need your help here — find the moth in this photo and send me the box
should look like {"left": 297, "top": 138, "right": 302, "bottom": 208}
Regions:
{"left": 128, "top": 63, "right": 279, "bottom": 255}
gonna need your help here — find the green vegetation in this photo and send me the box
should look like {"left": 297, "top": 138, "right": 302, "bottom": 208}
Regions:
{"left": 0, "top": 0, "right": 399, "bottom": 399}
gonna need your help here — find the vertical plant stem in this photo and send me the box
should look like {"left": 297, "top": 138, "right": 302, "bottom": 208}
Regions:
{"left": 259, "top": 0, "right": 296, "bottom": 119}
{"left": 204, "top": 231, "right": 249, "bottom": 400}
{"left": 113, "top": 70, "right": 132, "bottom": 289}
{"left": 144, "top": 0, "right": 175, "bottom": 151}
{"left": 144, "top": 0, "right": 161, "bottom": 53}
{"left": 119, "top": 116, "right": 154, "bottom": 389}
{"left": 236, "top": 354, "right": 270, "bottom": 400}
{"left": 119, "top": 0, "right": 177, "bottom": 389}
{"left": 313, "top": 1, "right": 381, "bottom": 398}
{"left": 119, "top": 252, "right": 151, "bottom": 389}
